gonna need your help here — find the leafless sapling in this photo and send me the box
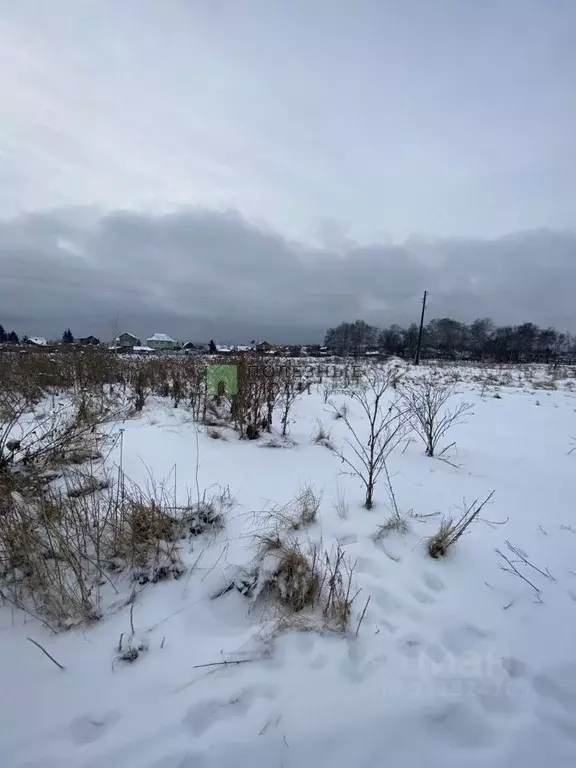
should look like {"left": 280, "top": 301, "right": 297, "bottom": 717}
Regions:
{"left": 401, "top": 372, "right": 473, "bottom": 457}
{"left": 330, "top": 366, "right": 410, "bottom": 510}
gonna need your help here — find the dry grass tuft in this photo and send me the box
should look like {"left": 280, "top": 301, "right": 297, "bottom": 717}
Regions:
{"left": 274, "top": 543, "right": 320, "bottom": 612}
{"left": 206, "top": 427, "right": 227, "bottom": 440}
{"left": 233, "top": 533, "right": 359, "bottom": 634}
{"left": 332, "top": 483, "right": 348, "bottom": 520}
{"left": 320, "top": 545, "right": 359, "bottom": 632}
{"left": 312, "top": 420, "right": 333, "bottom": 449}
{"left": 262, "top": 484, "right": 322, "bottom": 533}
{"left": 427, "top": 491, "right": 496, "bottom": 558}
{"left": 332, "top": 402, "right": 349, "bottom": 420}
{"left": 532, "top": 379, "right": 557, "bottom": 390}
{"left": 66, "top": 474, "right": 110, "bottom": 498}
{"left": 427, "top": 518, "right": 455, "bottom": 558}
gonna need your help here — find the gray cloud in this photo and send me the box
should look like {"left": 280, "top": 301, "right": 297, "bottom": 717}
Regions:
{"left": 1, "top": 208, "right": 575, "bottom": 342}
{"left": 1, "top": 1, "right": 575, "bottom": 241}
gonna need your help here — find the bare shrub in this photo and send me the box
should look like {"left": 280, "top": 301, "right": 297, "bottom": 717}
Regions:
{"left": 320, "top": 545, "right": 359, "bottom": 632}
{"left": 321, "top": 382, "right": 334, "bottom": 404}
{"left": 496, "top": 539, "right": 555, "bottom": 601}
{"left": 231, "top": 357, "right": 278, "bottom": 439}
{"left": 427, "top": 491, "right": 495, "bottom": 558}
{"left": 374, "top": 464, "right": 410, "bottom": 539}
{"left": 132, "top": 368, "right": 150, "bottom": 413}
{"left": 330, "top": 366, "right": 410, "bottom": 509}
{"left": 401, "top": 373, "right": 473, "bottom": 457}
{"left": 278, "top": 363, "right": 303, "bottom": 436}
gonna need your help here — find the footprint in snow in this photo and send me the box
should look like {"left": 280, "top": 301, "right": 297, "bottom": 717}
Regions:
{"left": 68, "top": 710, "right": 122, "bottom": 745}
{"left": 533, "top": 672, "right": 576, "bottom": 712}
{"left": 310, "top": 653, "right": 329, "bottom": 671}
{"left": 502, "top": 656, "right": 528, "bottom": 679}
{"left": 476, "top": 686, "right": 521, "bottom": 716}
{"left": 422, "top": 572, "right": 445, "bottom": 592}
{"left": 537, "top": 711, "right": 576, "bottom": 743}
{"left": 370, "top": 585, "right": 423, "bottom": 623}
{"left": 397, "top": 633, "right": 446, "bottom": 663}
{"left": 440, "top": 624, "right": 492, "bottom": 656}
{"left": 411, "top": 589, "right": 436, "bottom": 605}
{"left": 294, "top": 631, "right": 315, "bottom": 655}
{"left": 183, "top": 686, "right": 275, "bottom": 737}
{"left": 355, "top": 557, "right": 381, "bottom": 578}
{"left": 421, "top": 701, "right": 498, "bottom": 749}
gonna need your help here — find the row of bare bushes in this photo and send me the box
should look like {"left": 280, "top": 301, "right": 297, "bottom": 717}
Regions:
{"left": 0, "top": 350, "right": 232, "bottom": 628}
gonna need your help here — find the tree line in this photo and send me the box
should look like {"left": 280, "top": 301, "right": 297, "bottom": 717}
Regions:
{"left": 324, "top": 318, "right": 576, "bottom": 363}
{"left": 0, "top": 325, "right": 19, "bottom": 344}
{"left": 0, "top": 326, "right": 76, "bottom": 345}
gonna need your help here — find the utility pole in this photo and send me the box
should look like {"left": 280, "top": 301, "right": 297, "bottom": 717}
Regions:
{"left": 414, "top": 290, "right": 428, "bottom": 365}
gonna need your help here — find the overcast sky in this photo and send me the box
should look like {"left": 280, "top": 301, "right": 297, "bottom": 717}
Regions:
{"left": 0, "top": 0, "right": 575, "bottom": 341}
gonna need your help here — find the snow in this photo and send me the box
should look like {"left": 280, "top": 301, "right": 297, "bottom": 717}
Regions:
{"left": 2, "top": 364, "right": 576, "bottom": 767}
{"left": 28, "top": 336, "right": 47, "bottom": 346}
{"left": 147, "top": 333, "right": 177, "bottom": 343}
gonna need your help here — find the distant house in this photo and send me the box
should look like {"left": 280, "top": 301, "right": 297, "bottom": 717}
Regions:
{"left": 79, "top": 335, "right": 100, "bottom": 346}
{"left": 256, "top": 341, "right": 273, "bottom": 353}
{"left": 26, "top": 337, "right": 48, "bottom": 347}
{"left": 146, "top": 333, "right": 179, "bottom": 351}
{"left": 115, "top": 332, "right": 141, "bottom": 350}
{"left": 182, "top": 341, "right": 202, "bottom": 356}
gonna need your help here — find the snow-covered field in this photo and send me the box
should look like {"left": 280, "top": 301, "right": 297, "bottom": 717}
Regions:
{"left": 2, "top": 363, "right": 576, "bottom": 768}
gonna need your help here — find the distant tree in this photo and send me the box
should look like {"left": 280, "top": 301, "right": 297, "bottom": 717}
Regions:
{"left": 0, "top": 324, "right": 6, "bottom": 343}
{"left": 402, "top": 323, "right": 420, "bottom": 359}
{"left": 536, "top": 327, "right": 559, "bottom": 363}
{"left": 22, "top": 335, "right": 29, "bottom": 343}
{"left": 469, "top": 318, "right": 494, "bottom": 360}
{"left": 208, "top": 339, "right": 217, "bottom": 354}
{"left": 62, "top": 328, "right": 74, "bottom": 343}
{"left": 513, "top": 322, "right": 539, "bottom": 361}
{"left": 379, "top": 325, "right": 403, "bottom": 356}
{"left": 325, "top": 320, "right": 377, "bottom": 357}
{"left": 7, "top": 331, "right": 19, "bottom": 344}
{"left": 425, "top": 318, "right": 467, "bottom": 358}
{"left": 489, "top": 325, "right": 515, "bottom": 362}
